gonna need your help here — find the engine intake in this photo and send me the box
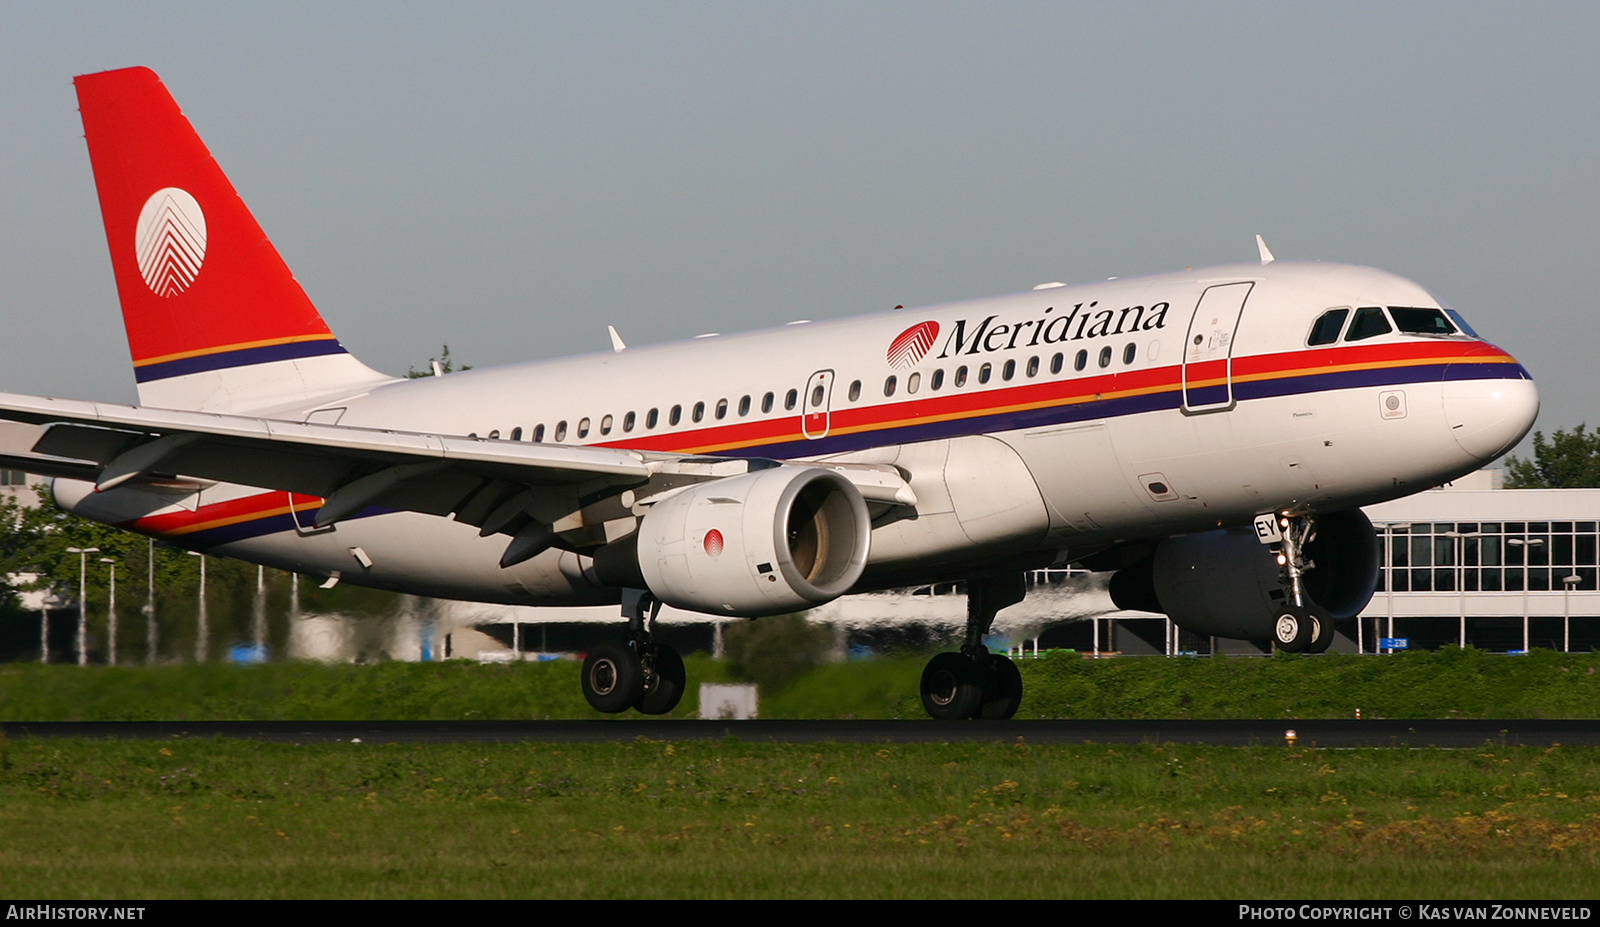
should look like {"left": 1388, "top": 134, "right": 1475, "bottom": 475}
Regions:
{"left": 1110, "top": 509, "right": 1380, "bottom": 642}
{"left": 637, "top": 466, "right": 870, "bottom": 616}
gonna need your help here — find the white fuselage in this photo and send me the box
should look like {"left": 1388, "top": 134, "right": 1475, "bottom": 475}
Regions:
{"left": 60, "top": 260, "right": 1538, "bottom": 611}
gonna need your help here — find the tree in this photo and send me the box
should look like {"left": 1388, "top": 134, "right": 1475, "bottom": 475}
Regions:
{"left": 722, "top": 614, "right": 836, "bottom": 692}
{"left": 0, "top": 484, "right": 304, "bottom": 662}
{"left": 406, "top": 344, "right": 471, "bottom": 378}
{"left": 1503, "top": 424, "right": 1600, "bottom": 488}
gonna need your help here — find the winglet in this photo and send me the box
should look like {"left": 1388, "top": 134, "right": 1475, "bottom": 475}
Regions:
{"left": 1256, "top": 235, "right": 1275, "bottom": 265}
{"left": 608, "top": 325, "right": 626, "bottom": 352}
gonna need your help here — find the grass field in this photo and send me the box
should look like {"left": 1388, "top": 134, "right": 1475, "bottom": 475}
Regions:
{"left": 3, "top": 651, "right": 1598, "bottom": 898}
{"left": 3, "top": 647, "right": 1598, "bottom": 721}
{"left": 1, "top": 736, "right": 1597, "bottom": 899}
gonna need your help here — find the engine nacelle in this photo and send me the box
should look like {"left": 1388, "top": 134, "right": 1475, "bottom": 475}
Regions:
{"left": 1110, "top": 509, "right": 1380, "bottom": 642}
{"left": 636, "top": 466, "right": 870, "bottom": 617}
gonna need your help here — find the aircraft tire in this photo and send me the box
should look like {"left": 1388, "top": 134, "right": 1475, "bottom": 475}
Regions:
{"left": 1307, "top": 606, "right": 1336, "bottom": 653}
{"left": 976, "top": 653, "right": 1023, "bottom": 720}
{"left": 582, "top": 641, "right": 644, "bottom": 714}
{"left": 635, "top": 644, "right": 686, "bottom": 715}
{"left": 1272, "top": 606, "right": 1314, "bottom": 653}
{"left": 921, "top": 652, "right": 983, "bottom": 720}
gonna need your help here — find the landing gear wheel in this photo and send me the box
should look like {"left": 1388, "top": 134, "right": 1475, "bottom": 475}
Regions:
{"left": 581, "top": 641, "right": 644, "bottom": 713}
{"left": 921, "top": 652, "right": 983, "bottom": 720}
{"left": 1273, "top": 606, "right": 1314, "bottom": 653}
{"left": 1307, "top": 605, "right": 1336, "bottom": 653}
{"left": 976, "top": 654, "right": 1023, "bottom": 720}
{"left": 635, "top": 644, "right": 686, "bottom": 715}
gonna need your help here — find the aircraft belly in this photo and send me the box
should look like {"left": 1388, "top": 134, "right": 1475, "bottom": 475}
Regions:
{"left": 218, "top": 511, "right": 610, "bottom": 605}
{"left": 1107, "top": 382, "right": 1480, "bottom": 527}
{"left": 998, "top": 421, "right": 1152, "bottom": 537}
{"left": 822, "top": 436, "right": 1051, "bottom": 571}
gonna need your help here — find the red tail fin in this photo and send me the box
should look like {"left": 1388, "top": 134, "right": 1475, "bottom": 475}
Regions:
{"left": 75, "top": 67, "right": 389, "bottom": 412}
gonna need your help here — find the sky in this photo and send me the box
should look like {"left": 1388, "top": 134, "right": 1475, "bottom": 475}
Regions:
{"left": 0, "top": 2, "right": 1595, "bottom": 459}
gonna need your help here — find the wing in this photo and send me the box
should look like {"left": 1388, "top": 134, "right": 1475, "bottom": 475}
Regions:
{"left": 0, "top": 392, "right": 914, "bottom": 566}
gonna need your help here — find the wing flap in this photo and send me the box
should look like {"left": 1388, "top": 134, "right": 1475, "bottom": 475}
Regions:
{"left": 0, "top": 391, "right": 913, "bottom": 563}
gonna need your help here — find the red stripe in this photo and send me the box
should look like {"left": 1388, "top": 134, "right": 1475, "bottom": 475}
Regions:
{"left": 596, "top": 340, "right": 1515, "bottom": 454}
{"left": 127, "top": 492, "right": 321, "bottom": 535}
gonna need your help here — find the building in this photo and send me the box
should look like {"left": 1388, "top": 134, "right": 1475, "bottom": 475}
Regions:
{"left": 1358, "top": 472, "right": 1598, "bottom": 654}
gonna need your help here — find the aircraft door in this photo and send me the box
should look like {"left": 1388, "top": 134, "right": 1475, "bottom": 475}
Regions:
{"left": 802, "top": 369, "right": 834, "bottom": 439}
{"left": 1181, "top": 282, "right": 1254, "bottom": 413}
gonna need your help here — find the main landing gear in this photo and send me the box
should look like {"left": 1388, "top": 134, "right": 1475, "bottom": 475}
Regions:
{"left": 920, "top": 574, "right": 1026, "bottom": 720}
{"left": 581, "top": 590, "right": 687, "bottom": 715}
{"left": 1269, "top": 514, "right": 1335, "bottom": 654}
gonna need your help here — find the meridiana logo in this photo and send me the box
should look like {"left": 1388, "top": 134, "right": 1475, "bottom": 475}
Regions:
{"left": 886, "top": 320, "right": 939, "bottom": 369}
{"left": 134, "top": 187, "right": 207, "bottom": 297}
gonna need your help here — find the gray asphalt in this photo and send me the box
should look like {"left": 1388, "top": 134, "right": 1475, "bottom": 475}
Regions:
{"left": 5, "top": 719, "right": 1599, "bottom": 746}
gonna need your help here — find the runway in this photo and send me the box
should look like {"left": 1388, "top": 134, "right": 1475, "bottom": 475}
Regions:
{"left": 5, "top": 718, "right": 1600, "bottom": 746}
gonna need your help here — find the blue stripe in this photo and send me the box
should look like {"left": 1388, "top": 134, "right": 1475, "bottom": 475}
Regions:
{"left": 161, "top": 359, "right": 1532, "bottom": 542}
{"left": 726, "top": 360, "right": 1528, "bottom": 460}
{"left": 134, "top": 339, "right": 348, "bottom": 383}
{"left": 176, "top": 505, "right": 390, "bottom": 549}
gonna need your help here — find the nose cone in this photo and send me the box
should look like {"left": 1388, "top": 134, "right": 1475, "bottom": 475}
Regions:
{"left": 1441, "top": 366, "right": 1539, "bottom": 462}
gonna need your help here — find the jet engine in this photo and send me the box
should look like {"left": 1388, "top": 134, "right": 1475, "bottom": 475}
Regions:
{"left": 1109, "top": 509, "right": 1380, "bottom": 642}
{"left": 635, "top": 466, "right": 871, "bottom": 617}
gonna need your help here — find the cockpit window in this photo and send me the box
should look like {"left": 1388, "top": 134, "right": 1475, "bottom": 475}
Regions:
{"left": 1344, "top": 306, "right": 1392, "bottom": 342}
{"left": 1445, "top": 309, "right": 1479, "bottom": 338}
{"left": 1388, "top": 306, "right": 1458, "bottom": 336}
{"left": 1307, "top": 308, "right": 1349, "bottom": 346}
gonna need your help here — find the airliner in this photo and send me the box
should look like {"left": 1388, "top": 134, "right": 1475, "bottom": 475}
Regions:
{"left": 0, "top": 68, "right": 1538, "bottom": 719}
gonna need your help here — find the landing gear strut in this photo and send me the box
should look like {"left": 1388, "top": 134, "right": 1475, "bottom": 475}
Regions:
{"left": 1271, "top": 515, "right": 1335, "bottom": 654}
{"left": 920, "top": 574, "right": 1026, "bottom": 720}
{"left": 580, "top": 590, "right": 687, "bottom": 715}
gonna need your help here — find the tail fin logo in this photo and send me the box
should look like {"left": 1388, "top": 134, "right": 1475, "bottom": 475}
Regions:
{"left": 134, "top": 187, "right": 207, "bottom": 297}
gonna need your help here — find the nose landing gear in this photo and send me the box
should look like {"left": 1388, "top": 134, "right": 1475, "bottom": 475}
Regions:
{"left": 1271, "top": 515, "right": 1336, "bottom": 654}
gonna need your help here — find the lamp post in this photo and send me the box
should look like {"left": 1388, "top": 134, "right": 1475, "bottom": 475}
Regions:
{"left": 188, "top": 551, "right": 207, "bottom": 662}
{"left": 1442, "top": 531, "right": 1480, "bottom": 649}
{"left": 253, "top": 564, "right": 266, "bottom": 653}
{"left": 1508, "top": 537, "right": 1544, "bottom": 653}
{"left": 100, "top": 557, "right": 117, "bottom": 665}
{"left": 40, "top": 592, "right": 56, "bottom": 664}
{"left": 1381, "top": 523, "right": 1411, "bottom": 654}
{"left": 145, "top": 537, "right": 157, "bottom": 664}
{"left": 65, "top": 547, "right": 100, "bottom": 666}
{"left": 1562, "top": 574, "right": 1581, "bottom": 653}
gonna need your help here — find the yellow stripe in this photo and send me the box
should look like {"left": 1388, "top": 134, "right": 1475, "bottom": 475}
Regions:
{"left": 162, "top": 504, "right": 294, "bottom": 536}
{"left": 134, "top": 333, "right": 339, "bottom": 368}
{"left": 677, "top": 354, "right": 1514, "bottom": 455}
{"left": 1231, "top": 352, "right": 1515, "bottom": 386}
